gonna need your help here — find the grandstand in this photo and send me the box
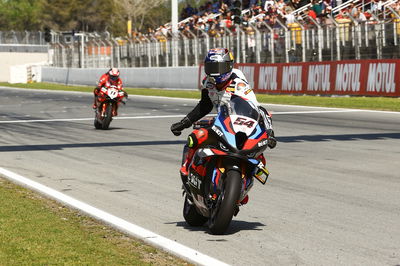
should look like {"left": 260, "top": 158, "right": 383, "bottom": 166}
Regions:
{"left": 2, "top": 0, "right": 399, "bottom": 68}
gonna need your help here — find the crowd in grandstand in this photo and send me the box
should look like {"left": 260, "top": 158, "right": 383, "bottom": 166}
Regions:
{"left": 144, "top": 0, "right": 400, "bottom": 40}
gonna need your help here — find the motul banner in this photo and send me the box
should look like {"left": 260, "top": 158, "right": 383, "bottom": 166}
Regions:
{"left": 199, "top": 59, "right": 400, "bottom": 96}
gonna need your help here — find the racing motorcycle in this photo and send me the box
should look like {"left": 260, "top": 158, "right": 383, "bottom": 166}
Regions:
{"left": 94, "top": 85, "right": 125, "bottom": 130}
{"left": 181, "top": 94, "right": 272, "bottom": 235}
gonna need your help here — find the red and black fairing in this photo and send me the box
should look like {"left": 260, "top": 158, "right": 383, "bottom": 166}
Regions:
{"left": 97, "top": 85, "right": 125, "bottom": 117}
{"left": 186, "top": 95, "right": 270, "bottom": 217}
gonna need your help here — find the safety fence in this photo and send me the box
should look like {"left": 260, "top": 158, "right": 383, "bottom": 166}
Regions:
{"left": 0, "top": 31, "right": 46, "bottom": 45}
{"left": 34, "top": 58, "right": 400, "bottom": 96}
{"left": 49, "top": 19, "right": 400, "bottom": 69}
{"left": 0, "top": 31, "right": 48, "bottom": 53}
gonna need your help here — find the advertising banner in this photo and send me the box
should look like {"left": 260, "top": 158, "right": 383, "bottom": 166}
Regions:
{"left": 199, "top": 59, "right": 400, "bottom": 97}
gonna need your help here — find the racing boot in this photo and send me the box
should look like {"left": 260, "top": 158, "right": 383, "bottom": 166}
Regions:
{"left": 180, "top": 162, "right": 191, "bottom": 194}
{"left": 180, "top": 148, "right": 195, "bottom": 177}
{"left": 180, "top": 148, "right": 196, "bottom": 194}
{"left": 112, "top": 104, "right": 118, "bottom": 116}
{"left": 240, "top": 195, "right": 249, "bottom": 205}
{"left": 180, "top": 162, "right": 189, "bottom": 177}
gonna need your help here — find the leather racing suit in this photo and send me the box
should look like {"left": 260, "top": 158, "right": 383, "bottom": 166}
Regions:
{"left": 178, "top": 68, "right": 275, "bottom": 180}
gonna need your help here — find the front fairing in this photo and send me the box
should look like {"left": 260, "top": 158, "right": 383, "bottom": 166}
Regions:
{"left": 186, "top": 95, "right": 271, "bottom": 215}
{"left": 210, "top": 95, "right": 269, "bottom": 154}
{"left": 100, "top": 86, "right": 124, "bottom": 102}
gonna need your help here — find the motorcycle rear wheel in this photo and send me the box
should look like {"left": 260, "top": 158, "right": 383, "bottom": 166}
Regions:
{"left": 208, "top": 169, "right": 242, "bottom": 235}
{"left": 183, "top": 195, "right": 208, "bottom": 226}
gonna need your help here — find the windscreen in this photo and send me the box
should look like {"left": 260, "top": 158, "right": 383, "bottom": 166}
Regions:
{"left": 228, "top": 95, "right": 260, "bottom": 121}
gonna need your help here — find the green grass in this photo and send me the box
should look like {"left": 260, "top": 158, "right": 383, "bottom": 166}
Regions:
{"left": 1, "top": 82, "right": 399, "bottom": 112}
{"left": 0, "top": 178, "right": 189, "bottom": 265}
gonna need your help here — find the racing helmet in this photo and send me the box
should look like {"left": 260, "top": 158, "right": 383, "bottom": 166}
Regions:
{"left": 108, "top": 68, "right": 120, "bottom": 81}
{"left": 204, "top": 48, "right": 234, "bottom": 84}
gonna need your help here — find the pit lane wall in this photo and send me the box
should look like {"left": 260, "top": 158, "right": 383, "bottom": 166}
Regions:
{"left": 41, "top": 66, "right": 199, "bottom": 89}
{"left": 227, "top": 59, "right": 400, "bottom": 97}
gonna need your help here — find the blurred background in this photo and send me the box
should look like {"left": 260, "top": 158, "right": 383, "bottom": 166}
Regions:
{"left": 0, "top": 0, "right": 399, "bottom": 84}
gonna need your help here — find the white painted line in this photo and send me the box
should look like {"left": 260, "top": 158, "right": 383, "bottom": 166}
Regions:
{"left": 0, "top": 109, "right": 380, "bottom": 124}
{"left": 272, "top": 110, "right": 360, "bottom": 115}
{"left": 0, "top": 167, "right": 228, "bottom": 266}
{"left": 0, "top": 118, "right": 93, "bottom": 123}
{"left": 0, "top": 115, "right": 185, "bottom": 124}
{"left": 2, "top": 86, "right": 399, "bottom": 115}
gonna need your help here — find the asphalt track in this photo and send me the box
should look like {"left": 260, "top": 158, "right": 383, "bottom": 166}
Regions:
{"left": 0, "top": 87, "right": 399, "bottom": 265}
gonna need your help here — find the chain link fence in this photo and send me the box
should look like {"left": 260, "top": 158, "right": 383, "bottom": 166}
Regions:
{"left": 0, "top": 31, "right": 48, "bottom": 53}
{"left": 2, "top": 8, "right": 399, "bottom": 67}
{"left": 48, "top": 19, "right": 400, "bottom": 69}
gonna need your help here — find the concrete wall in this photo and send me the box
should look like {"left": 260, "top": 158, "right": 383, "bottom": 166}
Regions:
{"left": 41, "top": 66, "right": 199, "bottom": 89}
{"left": 0, "top": 52, "right": 48, "bottom": 82}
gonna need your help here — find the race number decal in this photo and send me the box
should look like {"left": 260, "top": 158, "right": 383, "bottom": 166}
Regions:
{"left": 108, "top": 88, "right": 118, "bottom": 99}
{"left": 233, "top": 117, "right": 255, "bottom": 128}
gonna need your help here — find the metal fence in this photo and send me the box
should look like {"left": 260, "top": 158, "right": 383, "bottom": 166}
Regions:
{"left": 49, "top": 19, "right": 400, "bottom": 69}
{"left": 0, "top": 31, "right": 48, "bottom": 53}
{"left": 0, "top": 31, "right": 47, "bottom": 45}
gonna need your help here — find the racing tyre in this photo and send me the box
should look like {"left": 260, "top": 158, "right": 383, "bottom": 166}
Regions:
{"left": 101, "top": 103, "right": 113, "bottom": 130}
{"left": 183, "top": 195, "right": 208, "bottom": 226}
{"left": 208, "top": 169, "right": 241, "bottom": 235}
{"left": 94, "top": 117, "right": 102, "bottom": 129}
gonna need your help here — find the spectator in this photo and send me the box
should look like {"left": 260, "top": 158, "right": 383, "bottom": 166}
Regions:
{"left": 311, "top": 0, "right": 323, "bottom": 17}
{"left": 370, "top": 0, "right": 378, "bottom": 14}
{"left": 324, "top": 6, "right": 335, "bottom": 25}
{"left": 349, "top": 3, "right": 359, "bottom": 19}
{"left": 284, "top": 9, "right": 296, "bottom": 25}
{"left": 264, "top": 0, "right": 275, "bottom": 11}
{"left": 307, "top": 6, "right": 317, "bottom": 20}
{"left": 358, "top": 7, "right": 368, "bottom": 22}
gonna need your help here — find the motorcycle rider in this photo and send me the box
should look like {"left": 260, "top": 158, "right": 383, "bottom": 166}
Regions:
{"left": 170, "top": 48, "right": 276, "bottom": 199}
{"left": 93, "top": 68, "right": 128, "bottom": 116}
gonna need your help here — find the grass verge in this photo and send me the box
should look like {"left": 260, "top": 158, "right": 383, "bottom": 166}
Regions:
{"left": 0, "top": 178, "right": 190, "bottom": 265}
{"left": 0, "top": 82, "right": 399, "bottom": 112}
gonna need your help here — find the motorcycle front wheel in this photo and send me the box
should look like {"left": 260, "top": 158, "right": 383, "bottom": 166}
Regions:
{"left": 101, "top": 103, "right": 113, "bottom": 130}
{"left": 94, "top": 111, "right": 102, "bottom": 129}
{"left": 208, "top": 169, "right": 242, "bottom": 235}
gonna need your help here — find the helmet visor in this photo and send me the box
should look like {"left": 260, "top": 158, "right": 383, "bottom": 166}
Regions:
{"left": 110, "top": 75, "right": 118, "bottom": 81}
{"left": 204, "top": 61, "right": 233, "bottom": 76}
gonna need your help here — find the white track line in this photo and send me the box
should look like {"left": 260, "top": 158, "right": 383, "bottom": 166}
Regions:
{"left": 0, "top": 110, "right": 367, "bottom": 124}
{"left": 0, "top": 115, "right": 185, "bottom": 124}
{"left": 0, "top": 167, "right": 228, "bottom": 266}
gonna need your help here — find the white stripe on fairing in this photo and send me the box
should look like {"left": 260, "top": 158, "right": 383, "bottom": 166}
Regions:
{"left": 272, "top": 110, "right": 360, "bottom": 115}
{"left": 0, "top": 167, "right": 228, "bottom": 266}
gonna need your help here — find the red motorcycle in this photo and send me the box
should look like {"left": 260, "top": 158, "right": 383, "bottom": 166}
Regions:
{"left": 94, "top": 85, "right": 126, "bottom": 130}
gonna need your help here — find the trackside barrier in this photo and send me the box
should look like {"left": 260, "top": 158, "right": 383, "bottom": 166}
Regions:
{"left": 197, "top": 59, "right": 400, "bottom": 97}
{"left": 41, "top": 66, "right": 198, "bottom": 89}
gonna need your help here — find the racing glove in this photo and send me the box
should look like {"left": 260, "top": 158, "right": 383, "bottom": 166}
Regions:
{"left": 171, "top": 117, "right": 192, "bottom": 136}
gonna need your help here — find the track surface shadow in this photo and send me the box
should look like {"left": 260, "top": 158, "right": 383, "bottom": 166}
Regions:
{"left": 173, "top": 220, "right": 265, "bottom": 236}
{"left": 0, "top": 140, "right": 187, "bottom": 152}
{"left": 1, "top": 132, "right": 399, "bottom": 152}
